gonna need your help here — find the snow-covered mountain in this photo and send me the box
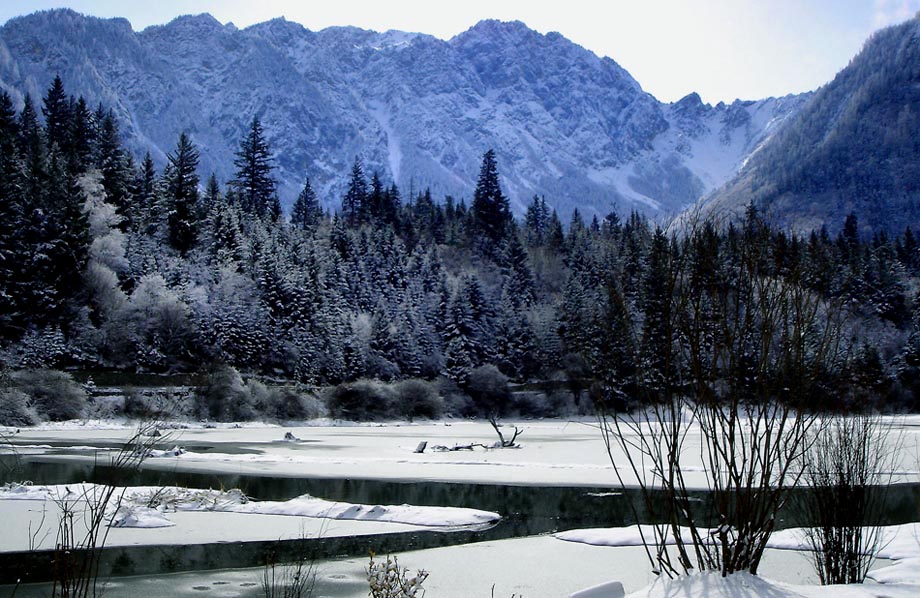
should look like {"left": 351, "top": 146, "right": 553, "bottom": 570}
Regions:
{"left": 0, "top": 9, "right": 807, "bottom": 219}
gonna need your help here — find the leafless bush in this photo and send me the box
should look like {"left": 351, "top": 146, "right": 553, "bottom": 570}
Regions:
{"left": 10, "top": 369, "right": 88, "bottom": 421}
{"left": 367, "top": 553, "right": 428, "bottom": 598}
{"left": 194, "top": 364, "right": 255, "bottom": 421}
{"left": 262, "top": 539, "right": 317, "bottom": 598}
{"left": 801, "top": 413, "right": 899, "bottom": 584}
{"left": 49, "top": 421, "right": 167, "bottom": 597}
{"left": 393, "top": 379, "right": 444, "bottom": 420}
{"left": 598, "top": 214, "right": 846, "bottom": 577}
{"left": 326, "top": 379, "right": 397, "bottom": 421}
{"left": 0, "top": 387, "right": 39, "bottom": 426}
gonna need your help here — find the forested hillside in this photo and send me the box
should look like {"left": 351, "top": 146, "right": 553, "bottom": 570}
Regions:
{"left": 704, "top": 15, "right": 920, "bottom": 235}
{"left": 3, "top": 78, "right": 920, "bottom": 421}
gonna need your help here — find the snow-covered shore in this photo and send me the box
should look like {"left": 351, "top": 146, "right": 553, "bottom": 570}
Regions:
{"left": 6, "top": 416, "right": 918, "bottom": 488}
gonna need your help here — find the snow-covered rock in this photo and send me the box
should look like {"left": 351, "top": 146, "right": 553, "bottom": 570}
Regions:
{"left": 0, "top": 9, "right": 807, "bottom": 221}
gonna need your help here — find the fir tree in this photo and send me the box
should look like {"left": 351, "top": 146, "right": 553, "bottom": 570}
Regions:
{"left": 0, "top": 91, "right": 25, "bottom": 335}
{"left": 18, "top": 94, "right": 47, "bottom": 206}
{"left": 41, "top": 75, "right": 71, "bottom": 151}
{"left": 96, "top": 110, "right": 131, "bottom": 228}
{"left": 231, "top": 116, "right": 279, "bottom": 219}
{"left": 342, "top": 157, "right": 368, "bottom": 225}
{"left": 290, "top": 178, "right": 322, "bottom": 229}
{"left": 471, "top": 149, "right": 511, "bottom": 253}
{"left": 639, "top": 227, "right": 674, "bottom": 397}
{"left": 68, "top": 96, "right": 94, "bottom": 172}
{"left": 165, "top": 132, "right": 200, "bottom": 254}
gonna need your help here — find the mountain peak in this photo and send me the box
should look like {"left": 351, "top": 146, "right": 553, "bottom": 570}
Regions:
{"left": 159, "top": 13, "right": 224, "bottom": 32}
{"left": 3, "top": 8, "right": 133, "bottom": 33}
{"left": 454, "top": 19, "right": 537, "bottom": 42}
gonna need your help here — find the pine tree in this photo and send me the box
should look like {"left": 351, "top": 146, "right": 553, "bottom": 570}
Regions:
{"left": 202, "top": 172, "right": 222, "bottom": 215}
{"left": 501, "top": 231, "right": 536, "bottom": 308}
{"left": 342, "top": 157, "right": 368, "bottom": 225}
{"left": 0, "top": 91, "right": 25, "bottom": 335}
{"left": 19, "top": 94, "right": 47, "bottom": 206}
{"left": 68, "top": 96, "right": 94, "bottom": 172}
{"left": 639, "top": 227, "right": 674, "bottom": 398}
{"left": 165, "top": 132, "right": 201, "bottom": 254}
{"left": 290, "top": 178, "right": 322, "bottom": 229}
{"left": 471, "top": 149, "right": 511, "bottom": 253}
{"left": 133, "top": 152, "right": 159, "bottom": 233}
{"left": 30, "top": 151, "right": 89, "bottom": 326}
{"left": 96, "top": 110, "right": 131, "bottom": 228}
{"left": 207, "top": 202, "right": 245, "bottom": 267}
{"left": 596, "top": 280, "right": 637, "bottom": 409}
{"left": 524, "top": 195, "right": 550, "bottom": 246}
{"left": 231, "top": 116, "right": 279, "bottom": 219}
{"left": 41, "top": 75, "right": 71, "bottom": 151}
{"left": 368, "top": 171, "right": 385, "bottom": 222}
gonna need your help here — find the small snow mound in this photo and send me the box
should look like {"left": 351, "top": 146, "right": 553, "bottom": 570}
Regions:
{"left": 570, "top": 580, "right": 624, "bottom": 598}
{"left": 147, "top": 445, "right": 186, "bottom": 458}
{"left": 110, "top": 506, "right": 174, "bottom": 528}
{"left": 625, "top": 572, "right": 800, "bottom": 598}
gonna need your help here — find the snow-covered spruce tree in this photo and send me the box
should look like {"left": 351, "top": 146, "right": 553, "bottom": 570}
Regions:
{"left": 96, "top": 109, "right": 133, "bottom": 228}
{"left": 290, "top": 177, "right": 322, "bottom": 229}
{"left": 41, "top": 75, "right": 70, "bottom": 151}
{"left": 0, "top": 90, "right": 26, "bottom": 337}
{"left": 132, "top": 152, "right": 160, "bottom": 234}
{"left": 165, "top": 132, "right": 201, "bottom": 255}
{"left": 471, "top": 149, "right": 512, "bottom": 256}
{"left": 342, "top": 157, "right": 368, "bottom": 226}
{"left": 230, "top": 116, "right": 280, "bottom": 220}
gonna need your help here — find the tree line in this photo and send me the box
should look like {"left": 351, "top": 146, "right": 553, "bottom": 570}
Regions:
{"left": 2, "top": 77, "right": 920, "bottom": 413}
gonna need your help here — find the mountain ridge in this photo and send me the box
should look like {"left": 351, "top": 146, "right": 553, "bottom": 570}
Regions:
{"left": 0, "top": 8, "right": 807, "bottom": 219}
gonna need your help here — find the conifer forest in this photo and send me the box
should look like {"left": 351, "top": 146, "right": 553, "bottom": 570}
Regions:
{"left": 2, "top": 77, "right": 919, "bottom": 423}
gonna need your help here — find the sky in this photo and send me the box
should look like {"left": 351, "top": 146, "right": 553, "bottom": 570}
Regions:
{"left": 1, "top": 1, "right": 918, "bottom": 104}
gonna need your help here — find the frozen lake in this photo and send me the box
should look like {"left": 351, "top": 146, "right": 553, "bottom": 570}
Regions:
{"left": 3, "top": 418, "right": 920, "bottom": 596}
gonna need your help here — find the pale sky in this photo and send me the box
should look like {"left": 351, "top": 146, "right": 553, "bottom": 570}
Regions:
{"left": 1, "top": 1, "right": 918, "bottom": 103}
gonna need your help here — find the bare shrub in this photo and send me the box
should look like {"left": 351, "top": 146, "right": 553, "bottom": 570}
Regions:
{"left": 801, "top": 413, "right": 899, "bottom": 584}
{"left": 251, "top": 382, "right": 326, "bottom": 421}
{"left": 326, "top": 379, "right": 397, "bottom": 421}
{"left": 465, "top": 365, "right": 510, "bottom": 416}
{"left": 194, "top": 364, "right": 254, "bottom": 421}
{"left": 367, "top": 553, "right": 428, "bottom": 598}
{"left": 393, "top": 379, "right": 444, "bottom": 420}
{"left": 267, "top": 387, "right": 326, "bottom": 421}
{"left": 262, "top": 540, "right": 317, "bottom": 598}
{"left": 11, "top": 369, "right": 88, "bottom": 421}
{"left": 50, "top": 422, "right": 166, "bottom": 597}
{"left": 597, "top": 215, "right": 845, "bottom": 577}
{"left": 0, "top": 387, "right": 39, "bottom": 426}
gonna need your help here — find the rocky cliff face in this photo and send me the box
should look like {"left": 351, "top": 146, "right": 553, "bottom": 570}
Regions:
{"left": 0, "top": 9, "right": 806, "bottom": 219}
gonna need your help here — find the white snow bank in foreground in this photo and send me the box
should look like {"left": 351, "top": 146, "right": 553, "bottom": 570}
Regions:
{"left": 622, "top": 571, "right": 920, "bottom": 598}
{"left": 560, "top": 524, "right": 920, "bottom": 596}
{"left": 0, "top": 482, "right": 500, "bottom": 529}
{"left": 571, "top": 580, "right": 625, "bottom": 598}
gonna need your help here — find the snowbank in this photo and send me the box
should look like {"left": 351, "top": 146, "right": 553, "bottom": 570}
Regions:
{"left": 0, "top": 482, "right": 500, "bottom": 529}
{"left": 560, "top": 524, "right": 920, "bottom": 597}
